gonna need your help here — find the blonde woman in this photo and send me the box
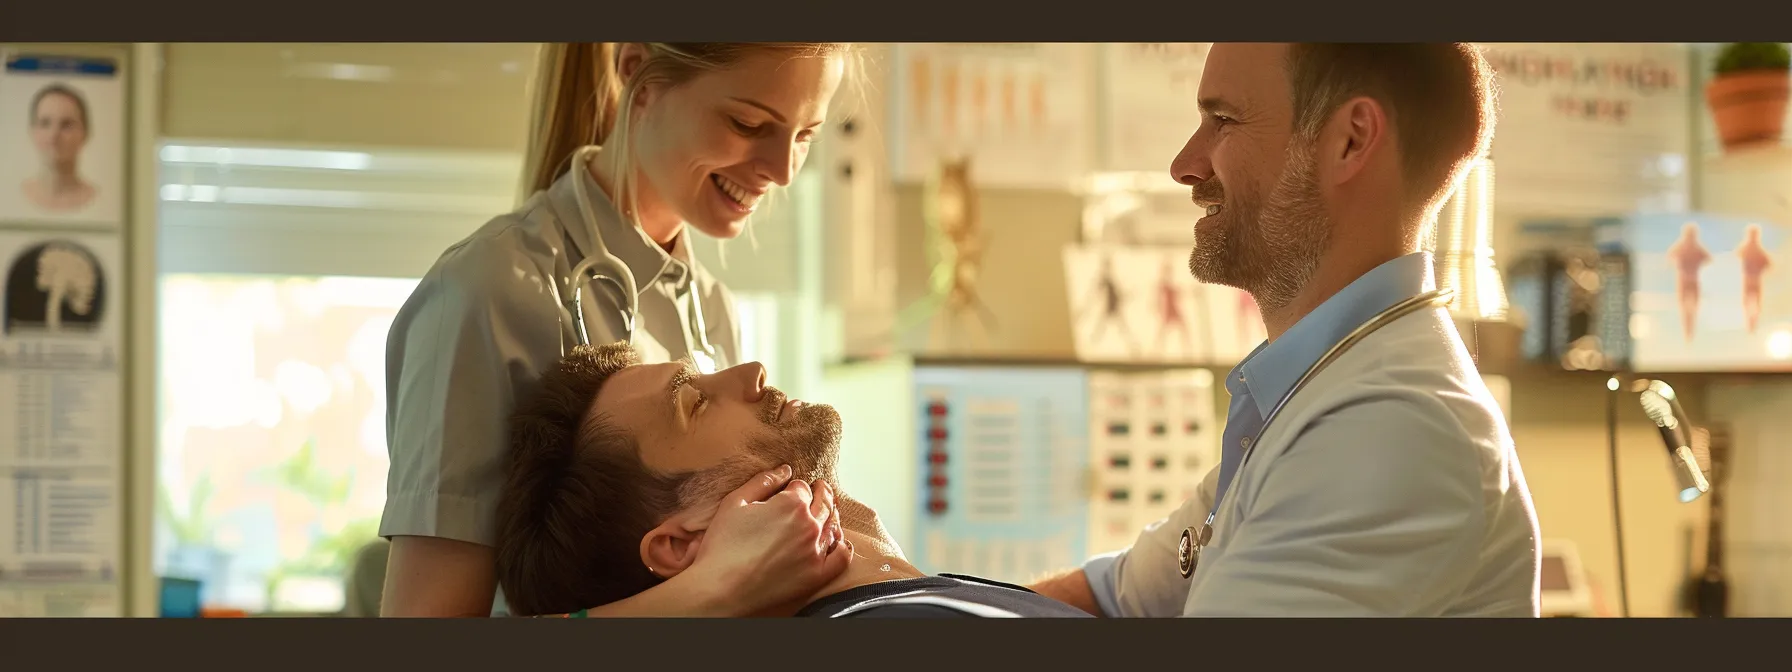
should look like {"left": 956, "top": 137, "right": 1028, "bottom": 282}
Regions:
{"left": 382, "top": 43, "right": 857, "bottom": 617}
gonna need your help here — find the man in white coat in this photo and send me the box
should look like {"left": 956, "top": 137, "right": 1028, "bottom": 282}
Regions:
{"left": 1031, "top": 42, "right": 1541, "bottom": 618}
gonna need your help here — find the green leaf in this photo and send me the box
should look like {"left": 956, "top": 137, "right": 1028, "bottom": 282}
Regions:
{"left": 266, "top": 438, "right": 352, "bottom": 506}
{"left": 1716, "top": 43, "right": 1791, "bottom": 74}
{"left": 156, "top": 476, "right": 216, "bottom": 545}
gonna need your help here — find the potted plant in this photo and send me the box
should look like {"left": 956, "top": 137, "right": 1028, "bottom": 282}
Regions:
{"left": 157, "top": 476, "right": 233, "bottom": 600}
{"left": 1707, "top": 43, "right": 1791, "bottom": 151}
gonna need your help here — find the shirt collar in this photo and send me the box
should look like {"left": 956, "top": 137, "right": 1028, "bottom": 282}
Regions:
{"left": 545, "top": 149, "right": 696, "bottom": 293}
{"left": 1225, "top": 251, "right": 1436, "bottom": 418}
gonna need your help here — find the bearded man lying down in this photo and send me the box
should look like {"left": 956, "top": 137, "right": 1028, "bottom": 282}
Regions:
{"left": 493, "top": 342, "right": 1092, "bottom": 618}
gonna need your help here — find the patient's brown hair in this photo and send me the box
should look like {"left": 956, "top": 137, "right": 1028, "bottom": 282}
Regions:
{"left": 494, "top": 342, "right": 692, "bottom": 616}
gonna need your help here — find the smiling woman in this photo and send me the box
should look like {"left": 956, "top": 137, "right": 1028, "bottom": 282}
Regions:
{"left": 523, "top": 43, "right": 860, "bottom": 243}
{"left": 380, "top": 42, "right": 862, "bottom": 618}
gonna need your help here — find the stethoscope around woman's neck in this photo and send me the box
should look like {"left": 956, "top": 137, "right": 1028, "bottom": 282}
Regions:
{"left": 558, "top": 145, "right": 720, "bottom": 374}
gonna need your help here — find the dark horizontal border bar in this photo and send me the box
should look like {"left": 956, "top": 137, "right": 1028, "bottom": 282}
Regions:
{"left": 1, "top": 617, "right": 1776, "bottom": 668}
{"left": 2, "top": 0, "right": 1788, "bottom": 42}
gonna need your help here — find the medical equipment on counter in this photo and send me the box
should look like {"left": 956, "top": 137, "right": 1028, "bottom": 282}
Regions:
{"left": 1636, "top": 379, "right": 1712, "bottom": 504}
{"left": 1603, "top": 376, "right": 1720, "bottom": 617}
{"left": 558, "top": 145, "right": 720, "bottom": 373}
{"left": 1507, "top": 244, "right": 1631, "bottom": 372}
{"left": 1179, "top": 287, "right": 1457, "bottom": 579}
{"left": 1538, "top": 539, "right": 1595, "bottom": 617}
{"left": 910, "top": 364, "right": 1090, "bottom": 586}
{"left": 1683, "top": 424, "right": 1732, "bottom": 618}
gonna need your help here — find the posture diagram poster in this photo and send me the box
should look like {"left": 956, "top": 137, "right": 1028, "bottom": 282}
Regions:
{"left": 1062, "top": 243, "right": 1266, "bottom": 365}
{"left": 0, "top": 230, "right": 124, "bottom": 617}
{"left": 1616, "top": 213, "right": 1792, "bottom": 373}
{"left": 0, "top": 53, "right": 127, "bottom": 228}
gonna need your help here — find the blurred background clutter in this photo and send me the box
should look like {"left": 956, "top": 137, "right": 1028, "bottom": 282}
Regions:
{"left": 0, "top": 42, "right": 1789, "bottom": 618}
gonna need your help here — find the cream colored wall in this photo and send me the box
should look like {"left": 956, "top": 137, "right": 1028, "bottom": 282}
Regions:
{"left": 161, "top": 43, "right": 537, "bottom": 151}
{"left": 892, "top": 185, "right": 1083, "bottom": 359}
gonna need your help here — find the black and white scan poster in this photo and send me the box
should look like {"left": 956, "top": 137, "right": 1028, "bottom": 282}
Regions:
{"left": 0, "top": 229, "right": 123, "bottom": 617}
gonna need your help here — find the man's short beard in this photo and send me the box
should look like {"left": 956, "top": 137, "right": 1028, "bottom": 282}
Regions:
{"left": 673, "top": 394, "right": 855, "bottom": 525}
{"left": 1188, "top": 137, "right": 1333, "bottom": 312}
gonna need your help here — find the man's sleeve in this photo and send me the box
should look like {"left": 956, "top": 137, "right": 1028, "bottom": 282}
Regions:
{"left": 1083, "top": 464, "right": 1221, "bottom": 617}
{"left": 1182, "top": 396, "right": 1486, "bottom": 617}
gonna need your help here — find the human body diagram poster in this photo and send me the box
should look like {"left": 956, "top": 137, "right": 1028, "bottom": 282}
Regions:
{"left": 889, "top": 43, "right": 1095, "bottom": 188}
{"left": 1062, "top": 244, "right": 1266, "bottom": 365}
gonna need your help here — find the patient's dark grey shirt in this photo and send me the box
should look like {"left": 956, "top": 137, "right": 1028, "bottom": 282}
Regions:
{"left": 795, "top": 574, "right": 1093, "bottom": 618}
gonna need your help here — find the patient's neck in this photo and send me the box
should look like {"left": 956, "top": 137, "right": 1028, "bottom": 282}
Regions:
{"left": 824, "top": 528, "right": 926, "bottom": 595}
{"left": 763, "top": 497, "right": 927, "bottom": 616}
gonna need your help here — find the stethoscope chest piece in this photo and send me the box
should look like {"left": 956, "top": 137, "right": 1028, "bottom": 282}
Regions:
{"left": 1178, "top": 523, "right": 1212, "bottom": 579}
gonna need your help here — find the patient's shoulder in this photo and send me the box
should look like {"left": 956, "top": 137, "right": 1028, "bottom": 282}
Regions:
{"left": 800, "top": 575, "right": 1093, "bottom": 619}
{"left": 835, "top": 603, "right": 980, "bottom": 618}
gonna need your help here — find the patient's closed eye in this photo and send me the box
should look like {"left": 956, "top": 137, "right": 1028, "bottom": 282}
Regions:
{"left": 682, "top": 384, "right": 709, "bottom": 419}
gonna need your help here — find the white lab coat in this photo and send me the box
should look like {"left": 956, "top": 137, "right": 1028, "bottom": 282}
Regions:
{"left": 1095, "top": 306, "right": 1541, "bottom": 617}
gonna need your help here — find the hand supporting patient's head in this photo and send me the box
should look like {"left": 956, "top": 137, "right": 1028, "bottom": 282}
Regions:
{"left": 494, "top": 342, "right": 842, "bottom": 616}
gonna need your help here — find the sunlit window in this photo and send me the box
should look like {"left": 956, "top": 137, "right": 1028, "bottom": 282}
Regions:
{"left": 154, "top": 275, "right": 779, "bottom": 614}
{"left": 154, "top": 274, "right": 417, "bottom": 613}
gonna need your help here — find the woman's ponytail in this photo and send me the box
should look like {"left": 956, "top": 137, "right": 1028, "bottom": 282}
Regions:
{"left": 519, "top": 43, "right": 621, "bottom": 199}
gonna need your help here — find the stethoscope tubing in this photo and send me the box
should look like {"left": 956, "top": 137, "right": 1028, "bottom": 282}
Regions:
{"left": 559, "top": 145, "right": 719, "bottom": 369}
{"left": 1181, "top": 287, "right": 1458, "bottom": 579}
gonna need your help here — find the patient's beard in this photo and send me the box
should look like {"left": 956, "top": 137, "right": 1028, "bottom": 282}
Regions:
{"left": 677, "top": 391, "right": 858, "bottom": 529}
{"left": 740, "top": 398, "right": 886, "bottom": 542}
{"left": 677, "top": 393, "right": 922, "bottom": 613}
{"left": 750, "top": 393, "right": 843, "bottom": 488}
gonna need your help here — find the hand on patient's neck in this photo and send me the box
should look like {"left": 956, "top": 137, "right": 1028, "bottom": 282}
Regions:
{"left": 750, "top": 531, "right": 923, "bottom": 617}
{"left": 753, "top": 499, "right": 926, "bottom": 617}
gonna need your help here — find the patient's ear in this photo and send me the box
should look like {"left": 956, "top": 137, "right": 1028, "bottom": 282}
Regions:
{"left": 640, "top": 511, "right": 708, "bottom": 579}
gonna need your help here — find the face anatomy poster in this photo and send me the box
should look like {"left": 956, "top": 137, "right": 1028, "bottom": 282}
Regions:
{"left": 0, "top": 53, "right": 127, "bottom": 228}
{"left": 0, "top": 230, "right": 123, "bottom": 616}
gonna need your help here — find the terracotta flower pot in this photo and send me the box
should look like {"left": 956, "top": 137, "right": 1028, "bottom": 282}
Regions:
{"left": 1706, "top": 70, "right": 1791, "bottom": 151}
